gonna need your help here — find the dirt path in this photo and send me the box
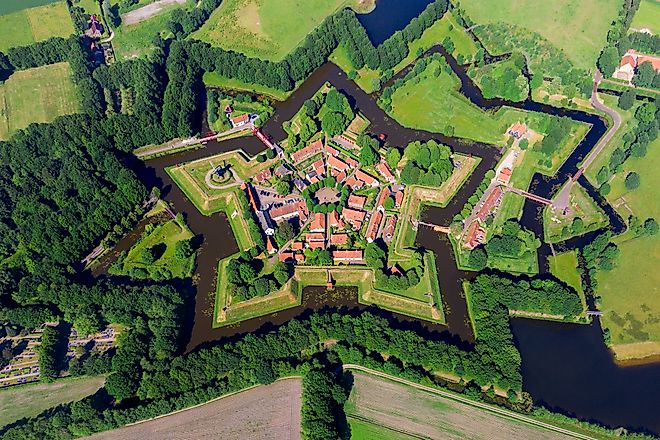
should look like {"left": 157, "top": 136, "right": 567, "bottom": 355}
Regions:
{"left": 87, "top": 377, "right": 302, "bottom": 440}
{"left": 122, "top": 0, "right": 187, "bottom": 26}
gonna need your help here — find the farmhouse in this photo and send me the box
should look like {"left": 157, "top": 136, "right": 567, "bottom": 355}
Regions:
{"left": 508, "top": 123, "right": 527, "bottom": 139}
{"left": 613, "top": 49, "right": 660, "bottom": 81}
{"left": 230, "top": 113, "right": 250, "bottom": 128}
{"left": 333, "top": 250, "right": 364, "bottom": 264}
{"left": 497, "top": 168, "right": 512, "bottom": 186}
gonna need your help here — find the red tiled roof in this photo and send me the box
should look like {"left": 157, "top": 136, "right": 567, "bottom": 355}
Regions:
{"left": 383, "top": 215, "right": 397, "bottom": 240}
{"left": 254, "top": 168, "right": 272, "bottom": 183}
{"left": 335, "top": 171, "right": 347, "bottom": 183}
{"left": 346, "top": 176, "right": 363, "bottom": 189}
{"left": 497, "top": 167, "right": 512, "bottom": 185}
{"left": 332, "top": 250, "right": 363, "bottom": 261}
{"left": 376, "top": 161, "right": 395, "bottom": 182}
{"left": 270, "top": 201, "right": 306, "bottom": 221}
{"left": 308, "top": 241, "right": 325, "bottom": 249}
{"left": 325, "top": 144, "right": 340, "bottom": 157}
{"left": 348, "top": 194, "right": 366, "bottom": 209}
{"left": 620, "top": 54, "right": 636, "bottom": 68}
{"left": 295, "top": 253, "right": 305, "bottom": 262}
{"left": 356, "top": 169, "right": 378, "bottom": 186}
{"left": 312, "top": 159, "right": 325, "bottom": 175}
{"left": 267, "top": 236, "right": 277, "bottom": 254}
{"left": 327, "top": 155, "right": 350, "bottom": 172}
{"left": 279, "top": 251, "right": 294, "bottom": 262}
{"left": 231, "top": 114, "right": 250, "bottom": 125}
{"left": 342, "top": 208, "right": 366, "bottom": 222}
{"left": 477, "top": 187, "right": 503, "bottom": 221}
{"left": 328, "top": 211, "right": 344, "bottom": 229}
{"left": 291, "top": 139, "right": 323, "bottom": 163}
{"left": 344, "top": 156, "right": 359, "bottom": 168}
{"left": 311, "top": 213, "right": 326, "bottom": 232}
{"left": 330, "top": 233, "right": 349, "bottom": 245}
{"left": 637, "top": 56, "right": 660, "bottom": 71}
{"left": 464, "top": 221, "right": 486, "bottom": 250}
{"left": 394, "top": 191, "right": 404, "bottom": 208}
{"left": 292, "top": 241, "right": 304, "bottom": 250}
{"left": 377, "top": 188, "right": 391, "bottom": 209}
{"left": 305, "top": 232, "right": 325, "bottom": 242}
{"left": 366, "top": 210, "right": 383, "bottom": 242}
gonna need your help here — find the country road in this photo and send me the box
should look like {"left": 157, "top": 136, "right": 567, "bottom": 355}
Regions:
{"left": 553, "top": 71, "right": 622, "bottom": 210}
{"left": 342, "top": 364, "right": 598, "bottom": 440}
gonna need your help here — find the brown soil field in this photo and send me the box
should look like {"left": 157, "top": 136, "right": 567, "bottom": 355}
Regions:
{"left": 87, "top": 378, "right": 302, "bottom": 440}
{"left": 347, "top": 372, "right": 573, "bottom": 440}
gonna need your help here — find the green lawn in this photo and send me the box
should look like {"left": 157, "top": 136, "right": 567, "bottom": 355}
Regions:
{"left": 0, "top": 1, "right": 75, "bottom": 51}
{"left": 0, "top": 0, "right": 59, "bottom": 15}
{"left": 544, "top": 183, "right": 609, "bottom": 243}
{"left": 191, "top": 0, "right": 373, "bottom": 62}
{"left": 548, "top": 250, "right": 585, "bottom": 298}
{"left": 203, "top": 72, "right": 292, "bottom": 101}
{"left": 459, "top": 0, "right": 621, "bottom": 70}
{"left": 0, "top": 375, "right": 105, "bottom": 427}
{"left": 349, "top": 418, "right": 412, "bottom": 440}
{"left": 110, "top": 217, "right": 196, "bottom": 280}
{"left": 631, "top": 0, "right": 660, "bottom": 33}
{"left": 0, "top": 62, "right": 80, "bottom": 140}
{"left": 596, "top": 137, "right": 660, "bottom": 361}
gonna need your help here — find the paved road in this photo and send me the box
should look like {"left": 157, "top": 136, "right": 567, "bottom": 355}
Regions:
{"left": 343, "top": 364, "right": 598, "bottom": 440}
{"left": 553, "top": 72, "right": 622, "bottom": 210}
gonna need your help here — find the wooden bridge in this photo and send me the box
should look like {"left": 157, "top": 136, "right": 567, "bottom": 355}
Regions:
{"left": 411, "top": 218, "right": 451, "bottom": 234}
{"left": 586, "top": 310, "right": 603, "bottom": 316}
{"left": 505, "top": 186, "right": 553, "bottom": 205}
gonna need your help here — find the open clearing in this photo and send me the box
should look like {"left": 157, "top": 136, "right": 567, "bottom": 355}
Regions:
{"left": 459, "top": 0, "right": 621, "bottom": 70}
{"left": 597, "top": 137, "right": 660, "bottom": 361}
{"left": 122, "top": 0, "right": 187, "bottom": 26}
{"left": 631, "top": 0, "right": 660, "bottom": 33}
{"left": 0, "top": 62, "right": 80, "bottom": 140}
{"left": 0, "top": 1, "right": 75, "bottom": 51}
{"left": 0, "top": 375, "right": 105, "bottom": 427}
{"left": 88, "top": 378, "right": 302, "bottom": 440}
{"left": 346, "top": 371, "right": 573, "bottom": 440}
{"left": 191, "top": 0, "right": 374, "bottom": 61}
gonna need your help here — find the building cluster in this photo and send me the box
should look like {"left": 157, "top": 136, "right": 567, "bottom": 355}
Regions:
{"left": 613, "top": 49, "right": 660, "bottom": 82}
{"left": 463, "top": 168, "right": 511, "bottom": 250}
{"left": 241, "top": 135, "right": 408, "bottom": 266}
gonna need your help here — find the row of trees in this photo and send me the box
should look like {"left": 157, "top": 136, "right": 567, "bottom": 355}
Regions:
{"left": 36, "top": 326, "right": 62, "bottom": 382}
{"left": 301, "top": 362, "right": 351, "bottom": 439}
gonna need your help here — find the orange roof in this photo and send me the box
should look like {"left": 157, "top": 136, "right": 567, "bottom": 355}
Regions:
{"left": 344, "top": 156, "right": 359, "bottom": 168}
{"left": 509, "top": 122, "right": 527, "bottom": 136}
{"left": 394, "top": 191, "right": 404, "bottom": 207}
{"left": 477, "top": 187, "right": 503, "bottom": 221}
{"left": 254, "top": 168, "right": 272, "bottom": 183}
{"left": 348, "top": 194, "right": 366, "bottom": 209}
{"left": 366, "top": 210, "right": 383, "bottom": 242}
{"left": 342, "top": 208, "right": 366, "bottom": 222}
{"left": 231, "top": 114, "right": 250, "bottom": 125}
{"left": 356, "top": 169, "right": 378, "bottom": 186}
{"left": 270, "top": 203, "right": 301, "bottom": 221}
{"left": 464, "top": 221, "right": 486, "bottom": 250}
{"left": 383, "top": 215, "right": 397, "bottom": 240}
{"left": 325, "top": 144, "right": 340, "bottom": 157}
{"left": 312, "top": 159, "right": 325, "bottom": 174}
{"left": 308, "top": 241, "right": 325, "bottom": 249}
{"left": 346, "top": 176, "right": 363, "bottom": 189}
{"left": 637, "top": 56, "right": 660, "bottom": 71}
{"left": 328, "top": 211, "right": 344, "bottom": 229}
{"left": 332, "top": 250, "right": 363, "bottom": 260}
{"left": 620, "top": 54, "right": 636, "bottom": 68}
{"left": 335, "top": 171, "right": 347, "bottom": 183}
{"left": 330, "top": 233, "right": 349, "bottom": 245}
{"left": 291, "top": 139, "right": 323, "bottom": 163}
{"left": 305, "top": 232, "right": 325, "bottom": 242}
{"left": 497, "top": 168, "right": 512, "bottom": 185}
{"left": 292, "top": 241, "right": 304, "bottom": 250}
{"left": 327, "top": 155, "right": 349, "bottom": 172}
{"left": 295, "top": 253, "right": 305, "bottom": 262}
{"left": 279, "top": 251, "right": 294, "bottom": 262}
{"left": 267, "top": 236, "right": 277, "bottom": 253}
{"left": 310, "top": 213, "right": 326, "bottom": 232}
{"left": 377, "top": 188, "right": 391, "bottom": 209}
{"left": 376, "top": 161, "right": 395, "bottom": 182}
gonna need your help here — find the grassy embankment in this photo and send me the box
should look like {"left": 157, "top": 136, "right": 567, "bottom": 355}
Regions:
{"left": 0, "top": 1, "right": 74, "bottom": 51}
{"left": 0, "top": 375, "right": 105, "bottom": 428}
{"left": 543, "top": 182, "right": 609, "bottom": 243}
{"left": 459, "top": 0, "right": 619, "bottom": 70}
{"left": 191, "top": 0, "right": 374, "bottom": 62}
{"left": 0, "top": 62, "right": 80, "bottom": 140}
{"left": 631, "top": 0, "right": 660, "bottom": 33}
{"left": 595, "top": 136, "right": 660, "bottom": 361}
{"left": 110, "top": 0, "right": 193, "bottom": 59}
{"left": 330, "top": 11, "right": 479, "bottom": 93}
{"left": 214, "top": 254, "right": 446, "bottom": 328}
{"left": 548, "top": 250, "right": 587, "bottom": 314}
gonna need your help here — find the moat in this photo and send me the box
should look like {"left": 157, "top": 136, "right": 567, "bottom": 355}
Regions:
{"left": 97, "top": 42, "right": 660, "bottom": 437}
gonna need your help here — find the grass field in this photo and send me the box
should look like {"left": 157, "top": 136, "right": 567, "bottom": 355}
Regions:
{"left": 544, "top": 183, "right": 609, "bottom": 243}
{"left": 459, "top": 0, "right": 621, "bottom": 70}
{"left": 346, "top": 371, "right": 573, "bottom": 440}
{"left": 112, "top": 218, "right": 196, "bottom": 280}
{"left": 548, "top": 250, "right": 585, "bottom": 297}
{"left": 0, "top": 0, "right": 59, "bottom": 15}
{"left": 191, "top": 0, "right": 374, "bottom": 62}
{"left": 388, "top": 58, "right": 586, "bottom": 147}
{"left": 87, "top": 378, "right": 302, "bottom": 440}
{"left": 596, "top": 137, "right": 660, "bottom": 361}
{"left": 0, "top": 62, "right": 80, "bottom": 140}
{"left": 631, "top": 0, "right": 660, "bottom": 33}
{"left": 0, "top": 1, "right": 75, "bottom": 52}
{"left": 0, "top": 375, "right": 105, "bottom": 427}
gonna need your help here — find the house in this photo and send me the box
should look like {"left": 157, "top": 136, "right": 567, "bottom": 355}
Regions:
{"left": 376, "top": 161, "right": 396, "bottom": 183}
{"left": 389, "top": 264, "right": 402, "bottom": 275}
{"left": 327, "top": 156, "right": 350, "bottom": 173}
{"left": 497, "top": 168, "right": 512, "bottom": 186}
{"left": 464, "top": 221, "right": 486, "bottom": 250}
{"left": 613, "top": 49, "right": 660, "bottom": 81}
{"left": 345, "top": 176, "right": 364, "bottom": 190}
{"left": 293, "top": 178, "right": 307, "bottom": 192}
{"left": 333, "top": 250, "right": 364, "bottom": 264}
{"left": 279, "top": 251, "right": 294, "bottom": 262}
{"left": 312, "top": 159, "right": 325, "bottom": 177}
{"left": 292, "top": 241, "right": 304, "bottom": 251}
{"left": 274, "top": 164, "right": 293, "bottom": 178}
{"left": 334, "top": 171, "right": 347, "bottom": 184}
{"left": 328, "top": 211, "right": 344, "bottom": 229}
{"left": 295, "top": 253, "right": 305, "bottom": 263}
{"left": 325, "top": 144, "right": 340, "bottom": 157}
{"left": 245, "top": 184, "right": 275, "bottom": 235}
{"left": 291, "top": 139, "right": 323, "bottom": 163}
{"left": 342, "top": 208, "right": 366, "bottom": 230}
{"left": 266, "top": 236, "right": 278, "bottom": 254}
{"left": 310, "top": 213, "right": 326, "bottom": 233}
{"left": 377, "top": 188, "right": 391, "bottom": 210}
{"left": 85, "top": 15, "right": 103, "bottom": 38}
{"left": 382, "top": 215, "right": 397, "bottom": 242}
{"left": 366, "top": 210, "right": 383, "bottom": 243}
{"left": 308, "top": 241, "right": 325, "bottom": 249}
{"left": 254, "top": 168, "right": 272, "bottom": 184}
{"left": 348, "top": 194, "right": 366, "bottom": 210}
{"left": 508, "top": 123, "right": 527, "bottom": 139}
{"left": 344, "top": 155, "right": 359, "bottom": 169}
{"left": 476, "top": 186, "right": 504, "bottom": 221}
{"left": 394, "top": 190, "right": 404, "bottom": 208}
{"left": 230, "top": 113, "right": 250, "bottom": 128}
{"left": 355, "top": 170, "right": 379, "bottom": 187}
{"left": 270, "top": 201, "right": 308, "bottom": 223}
{"left": 305, "top": 233, "right": 325, "bottom": 243}
{"left": 330, "top": 233, "right": 349, "bottom": 245}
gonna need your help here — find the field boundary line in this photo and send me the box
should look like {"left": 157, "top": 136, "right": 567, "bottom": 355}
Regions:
{"left": 343, "top": 364, "right": 597, "bottom": 440}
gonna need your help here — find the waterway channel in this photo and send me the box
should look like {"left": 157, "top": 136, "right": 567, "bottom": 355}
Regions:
{"left": 95, "top": 7, "right": 660, "bottom": 436}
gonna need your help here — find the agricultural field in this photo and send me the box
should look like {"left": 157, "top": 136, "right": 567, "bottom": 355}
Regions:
{"left": 0, "top": 62, "right": 80, "bottom": 140}
{"left": 0, "top": 375, "right": 105, "bottom": 427}
{"left": 544, "top": 183, "right": 609, "bottom": 243}
{"left": 346, "top": 371, "right": 574, "bottom": 440}
{"left": 596, "top": 137, "right": 660, "bottom": 361}
{"left": 0, "top": 1, "right": 75, "bottom": 51}
{"left": 88, "top": 378, "right": 302, "bottom": 440}
{"left": 631, "top": 0, "right": 660, "bottom": 33}
{"left": 459, "top": 0, "right": 620, "bottom": 70}
{"left": 191, "top": 0, "right": 374, "bottom": 61}
{"left": 109, "top": 217, "right": 196, "bottom": 281}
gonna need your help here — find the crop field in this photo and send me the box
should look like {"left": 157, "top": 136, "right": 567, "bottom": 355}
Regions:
{"left": 631, "top": 0, "right": 660, "bottom": 33}
{"left": 346, "top": 371, "right": 573, "bottom": 440}
{"left": 0, "top": 375, "right": 105, "bottom": 427}
{"left": 88, "top": 378, "right": 302, "bottom": 440}
{"left": 0, "top": 1, "right": 75, "bottom": 51}
{"left": 0, "top": 62, "right": 80, "bottom": 140}
{"left": 459, "top": 0, "right": 621, "bottom": 70}
{"left": 597, "top": 137, "right": 660, "bottom": 361}
{"left": 191, "top": 0, "right": 374, "bottom": 61}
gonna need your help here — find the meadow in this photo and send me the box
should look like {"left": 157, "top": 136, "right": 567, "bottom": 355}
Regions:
{"left": 191, "top": 0, "right": 374, "bottom": 61}
{"left": 631, "top": 0, "right": 660, "bottom": 33}
{"left": 597, "top": 136, "right": 660, "bottom": 361}
{"left": 0, "top": 1, "right": 75, "bottom": 51}
{"left": 548, "top": 250, "right": 586, "bottom": 310}
{"left": 459, "top": 0, "right": 621, "bottom": 70}
{"left": 0, "top": 62, "right": 80, "bottom": 140}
